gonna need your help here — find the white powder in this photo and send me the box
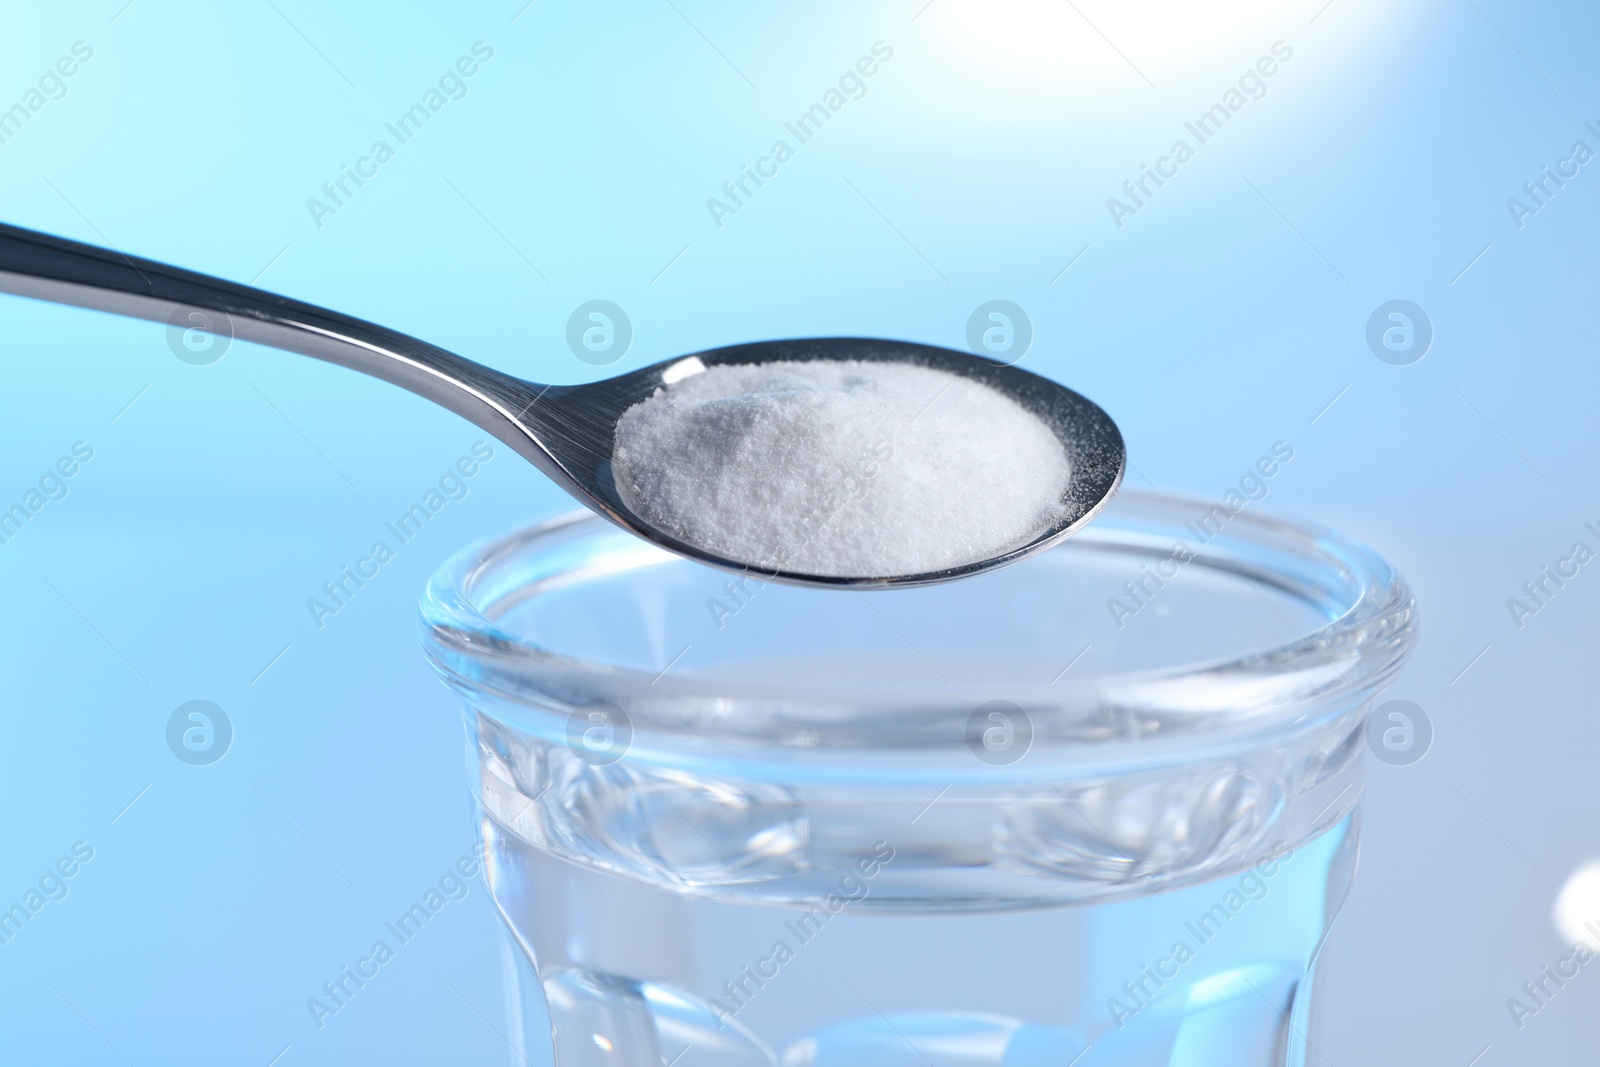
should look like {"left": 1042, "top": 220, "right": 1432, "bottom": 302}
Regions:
{"left": 611, "top": 360, "right": 1073, "bottom": 577}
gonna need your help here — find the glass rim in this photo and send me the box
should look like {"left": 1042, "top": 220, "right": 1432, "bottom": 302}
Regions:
{"left": 419, "top": 490, "right": 1417, "bottom": 756}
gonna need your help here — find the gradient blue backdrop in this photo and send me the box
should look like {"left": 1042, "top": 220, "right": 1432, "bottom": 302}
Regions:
{"left": 1, "top": 0, "right": 1597, "bottom": 1063}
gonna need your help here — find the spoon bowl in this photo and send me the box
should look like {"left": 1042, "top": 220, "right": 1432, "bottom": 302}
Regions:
{"left": 0, "top": 222, "right": 1124, "bottom": 588}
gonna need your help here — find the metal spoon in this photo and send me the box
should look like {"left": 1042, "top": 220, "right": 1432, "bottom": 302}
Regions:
{"left": 0, "top": 221, "right": 1124, "bottom": 588}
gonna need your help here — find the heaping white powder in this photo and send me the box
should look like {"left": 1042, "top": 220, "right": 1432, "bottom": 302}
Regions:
{"left": 611, "top": 360, "right": 1073, "bottom": 577}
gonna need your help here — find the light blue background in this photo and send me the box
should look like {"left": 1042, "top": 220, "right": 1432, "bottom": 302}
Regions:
{"left": 1, "top": 0, "right": 1596, "bottom": 1063}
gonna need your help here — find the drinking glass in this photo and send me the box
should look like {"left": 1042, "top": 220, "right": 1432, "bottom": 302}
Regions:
{"left": 420, "top": 490, "right": 1416, "bottom": 1066}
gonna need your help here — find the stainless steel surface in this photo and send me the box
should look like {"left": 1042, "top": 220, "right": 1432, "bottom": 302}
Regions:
{"left": 0, "top": 221, "right": 1125, "bottom": 587}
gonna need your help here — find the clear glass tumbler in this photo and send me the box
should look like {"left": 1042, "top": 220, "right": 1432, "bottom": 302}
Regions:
{"left": 420, "top": 490, "right": 1416, "bottom": 1067}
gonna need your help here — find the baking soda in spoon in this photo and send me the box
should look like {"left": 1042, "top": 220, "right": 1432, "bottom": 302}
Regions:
{"left": 612, "top": 360, "right": 1073, "bottom": 577}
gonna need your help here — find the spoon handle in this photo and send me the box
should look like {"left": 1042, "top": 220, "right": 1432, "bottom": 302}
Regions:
{"left": 0, "top": 220, "right": 549, "bottom": 441}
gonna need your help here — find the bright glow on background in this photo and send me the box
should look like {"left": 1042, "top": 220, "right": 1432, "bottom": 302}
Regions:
{"left": 925, "top": 0, "right": 1291, "bottom": 84}
{"left": 1556, "top": 861, "right": 1600, "bottom": 951}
